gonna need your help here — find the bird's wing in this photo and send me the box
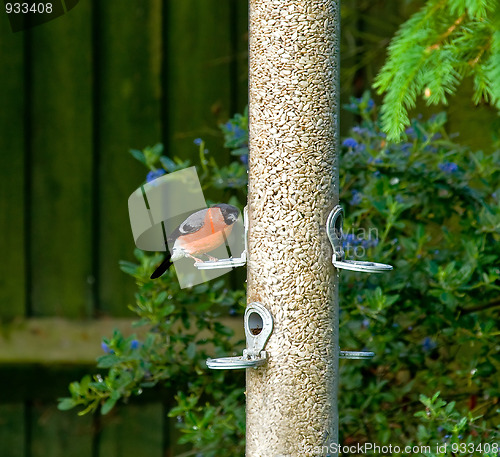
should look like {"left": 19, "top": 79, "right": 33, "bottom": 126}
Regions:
{"left": 167, "top": 208, "right": 208, "bottom": 243}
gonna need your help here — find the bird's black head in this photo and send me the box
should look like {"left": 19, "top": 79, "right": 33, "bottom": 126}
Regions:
{"left": 213, "top": 204, "right": 239, "bottom": 225}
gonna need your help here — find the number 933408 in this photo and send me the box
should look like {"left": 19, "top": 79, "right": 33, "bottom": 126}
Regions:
{"left": 5, "top": 2, "right": 53, "bottom": 14}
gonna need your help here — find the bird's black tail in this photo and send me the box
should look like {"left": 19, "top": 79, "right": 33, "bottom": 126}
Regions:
{"left": 150, "top": 252, "right": 173, "bottom": 279}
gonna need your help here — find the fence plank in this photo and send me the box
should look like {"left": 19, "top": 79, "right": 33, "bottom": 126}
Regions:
{"left": 99, "top": 404, "right": 163, "bottom": 457}
{"left": 29, "top": 2, "right": 93, "bottom": 318}
{"left": 96, "top": 0, "right": 162, "bottom": 317}
{"left": 0, "top": 315, "right": 242, "bottom": 364}
{"left": 164, "top": 0, "right": 233, "bottom": 164}
{"left": 31, "top": 402, "right": 93, "bottom": 457}
{"left": 0, "top": 317, "right": 140, "bottom": 364}
{"left": 0, "top": 404, "right": 25, "bottom": 457}
{"left": 0, "top": 22, "right": 26, "bottom": 320}
{"left": 233, "top": 0, "right": 249, "bottom": 112}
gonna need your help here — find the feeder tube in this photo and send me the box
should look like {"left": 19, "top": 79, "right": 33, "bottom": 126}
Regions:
{"left": 246, "top": 0, "right": 341, "bottom": 456}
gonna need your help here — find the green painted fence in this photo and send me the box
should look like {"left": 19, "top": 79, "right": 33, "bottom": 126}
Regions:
{"left": 0, "top": 402, "right": 177, "bottom": 457}
{"left": 0, "top": 0, "right": 248, "bottom": 322}
{"left": 0, "top": 1, "right": 247, "bottom": 455}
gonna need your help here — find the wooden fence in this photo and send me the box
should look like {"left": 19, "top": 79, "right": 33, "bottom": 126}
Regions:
{"left": 0, "top": 0, "right": 247, "bottom": 455}
{"left": 0, "top": 0, "right": 496, "bottom": 455}
{"left": 0, "top": 0, "right": 248, "bottom": 321}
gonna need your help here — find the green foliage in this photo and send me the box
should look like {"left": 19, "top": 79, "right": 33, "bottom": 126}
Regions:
{"left": 58, "top": 119, "right": 249, "bottom": 456}
{"left": 374, "top": 0, "right": 500, "bottom": 140}
{"left": 220, "top": 107, "right": 249, "bottom": 158}
{"left": 339, "top": 95, "right": 499, "bottom": 450}
{"left": 414, "top": 392, "right": 499, "bottom": 456}
{"left": 168, "top": 387, "right": 245, "bottom": 454}
{"left": 60, "top": 102, "right": 499, "bottom": 455}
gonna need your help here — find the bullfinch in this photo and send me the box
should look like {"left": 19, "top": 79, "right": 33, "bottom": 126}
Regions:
{"left": 150, "top": 203, "right": 240, "bottom": 279}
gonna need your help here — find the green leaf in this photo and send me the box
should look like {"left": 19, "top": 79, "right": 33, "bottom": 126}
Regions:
{"left": 57, "top": 398, "right": 76, "bottom": 411}
{"left": 119, "top": 260, "right": 138, "bottom": 276}
{"left": 97, "top": 354, "right": 121, "bottom": 368}
{"left": 101, "top": 397, "right": 118, "bottom": 415}
{"left": 230, "top": 147, "right": 249, "bottom": 156}
{"left": 161, "top": 303, "right": 176, "bottom": 317}
{"left": 457, "top": 416, "right": 468, "bottom": 430}
{"left": 186, "top": 342, "right": 197, "bottom": 360}
{"left": 69, "top": 381, "right": 81, "bottom": 397}
{"left": 129, "top": 149, "right": 146, "bottom": 165}
{"left": 159, "top": 156, "right": 174, "bottom": 171}
{"left": 154, "top": 291, "right": 168, "bottom": 306}
{"left": 79, "top": 375, "right": 91, "bottom": 393}
{"left": 445, "top": 401, "right": 456, "bottom": 414}
{"left": 151, "top": 143, "right": 164, "bottom": 157}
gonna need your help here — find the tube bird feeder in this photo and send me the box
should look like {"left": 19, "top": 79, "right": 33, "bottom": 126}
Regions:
{"left": 246, "top": 0, "right": 341, "bottom": 455}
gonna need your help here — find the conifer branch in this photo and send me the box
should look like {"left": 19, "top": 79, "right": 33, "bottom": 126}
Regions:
{"left": 426, "top": 14, "right": 466, "bottom": 51}
{"left": 469, "top": 39, "right": 491, "bottom": 67}
{"left": 374, "top": 0, "right": 500, "bottom": 140}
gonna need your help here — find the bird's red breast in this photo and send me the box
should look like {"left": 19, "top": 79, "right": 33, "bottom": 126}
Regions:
{"left": 175, "top": 207, "right": 234, "bottom": 255}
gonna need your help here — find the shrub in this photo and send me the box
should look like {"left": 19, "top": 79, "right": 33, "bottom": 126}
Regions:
{"left": 339, "top": 93, "right": 499, "bottom": 452}
{"left": 59, "top": 97, "right": 500, "bottom": 455}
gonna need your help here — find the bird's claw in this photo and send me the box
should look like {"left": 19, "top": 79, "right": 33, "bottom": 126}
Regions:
{"left": 187, "top": 254, "right": 204, "bottom": 263}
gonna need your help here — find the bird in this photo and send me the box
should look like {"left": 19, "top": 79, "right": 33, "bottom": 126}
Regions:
{"left": 150, "top": 203, "right": 240, "bottom": 279}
